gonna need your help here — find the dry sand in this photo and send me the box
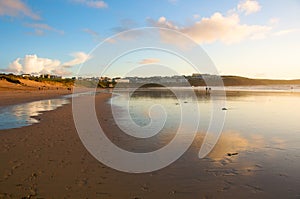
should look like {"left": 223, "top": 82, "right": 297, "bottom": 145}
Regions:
{"left": 0, "top": 89, "right": 298, "bottom": 198}
{"left": 0, "top": 79, "right": 72, "bottom": 107}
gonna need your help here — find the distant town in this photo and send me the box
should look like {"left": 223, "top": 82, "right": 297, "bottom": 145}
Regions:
{"left": 0, "top": 73, "right": 223, "bottom": 88}
{"left": 1, "top": 73, "right": 300, "bottom": 88}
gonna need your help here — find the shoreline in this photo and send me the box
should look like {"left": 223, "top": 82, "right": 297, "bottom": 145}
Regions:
{"left": 0, "top": 93, "right": 111, "bottom": 198}
{"left": 0, "top": 90, "right": 73, "bottom": 107}
{"left": 1, "top": 85, "right": 299, "bottom": 107}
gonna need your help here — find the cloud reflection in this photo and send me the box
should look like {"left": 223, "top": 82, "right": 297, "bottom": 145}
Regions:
{"left": 207, "top": 131, "right": 249, "bottom": 160}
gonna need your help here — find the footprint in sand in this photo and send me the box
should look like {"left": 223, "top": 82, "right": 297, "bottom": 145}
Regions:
{"left": 76, "top": 178, "right": 88, "bottom": 187}
{"left": 245, "top": 184, "right": 264, "bottom": 193}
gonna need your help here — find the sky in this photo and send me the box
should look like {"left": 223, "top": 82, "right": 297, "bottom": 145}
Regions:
{"left": 0, "top": 0, "right": 299, "bottom": 79}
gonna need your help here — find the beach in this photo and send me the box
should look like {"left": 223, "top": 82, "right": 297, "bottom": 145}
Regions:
{"left": 0, "top": 88, "right": 300, "bottom": 198}
{"left": 0, "top": 79, "right": 72, "bottom": 107}
{"left": 1, "top": 0, "right": 299, "bottom": 198}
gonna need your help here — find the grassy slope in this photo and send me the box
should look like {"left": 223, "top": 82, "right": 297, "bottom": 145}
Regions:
{"left": 221, "top": 76, "right": 300, "bottom": 86}
{"left": 0, "top": 74, "right": 74, "bottom": 90}
{"left": 188, "top": 76, "right": 300, "bottom": 86}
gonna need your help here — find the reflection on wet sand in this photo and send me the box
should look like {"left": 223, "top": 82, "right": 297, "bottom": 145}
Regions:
{"left": 201, "top": 131, "right": 265, "bottom": 178}
{"left": 206, "top": 131, "right": 286, "bottom": 161}
{"left": 0, "top": 98, "right": 70, "bottom": 130}
{"left": 1, "top": 90, "right": 299, "bottom": 198}
{"left": 200, "top": 129, "right": 299, "bottom": 187}
{"left": 207, "top": 131, "right": 249, "bottom": 161}
{"left": 110, "top": 89, "right": 300, "bottom": 198}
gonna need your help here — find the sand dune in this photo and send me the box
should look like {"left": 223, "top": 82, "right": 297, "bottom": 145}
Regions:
{"left": 0, "top": 79, "right": 72, "bottom": 107}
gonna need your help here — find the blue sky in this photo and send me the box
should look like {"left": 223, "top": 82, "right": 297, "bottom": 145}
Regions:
{"left": 0, "top": 0, "right": 299, "bottom": 79}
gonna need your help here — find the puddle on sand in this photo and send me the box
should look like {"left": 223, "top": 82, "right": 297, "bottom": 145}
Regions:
{"left": 0, "top": 98, "right": 70, "bottom": 130}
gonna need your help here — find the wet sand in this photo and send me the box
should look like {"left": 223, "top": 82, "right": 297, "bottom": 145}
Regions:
{"left": 0, "top": 90, "right": 72, "bottom": 107}
{"left": 0, "top": 91, "right": 299, "bottom": 198}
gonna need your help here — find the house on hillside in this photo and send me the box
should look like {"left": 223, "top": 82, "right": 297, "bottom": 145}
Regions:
{"left": 115, "top": 78, "right": 130, "bottom": 83}
{"left": 40, "top": 74, "right": 62, "bottom": 79}
{"left": 21, "top": 74, "right": 31, "bottom": 78}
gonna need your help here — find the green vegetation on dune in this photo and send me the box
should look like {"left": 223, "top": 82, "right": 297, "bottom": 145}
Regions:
{"left": 27, "top": 76, "right": 74, "bottom": 87}
{"left": 0, "top": 74, "right": 74, "bottom": 87}
{"left": 221, "top": 76, "right": 300, "bottom": 86}
{"left": 188, "top": 75, "right": 300, "bottom": 86}
{"left": 0, "top": 74, "right": 22, "bottom": 84}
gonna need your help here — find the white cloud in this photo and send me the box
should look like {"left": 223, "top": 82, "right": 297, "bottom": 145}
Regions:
{"left": 72, "top": 0, "right": 108, "bottom": 8}
{"left": 83, "top": 28, "right": 101, "bottom": 41}
{"left": 62, "top": 52, "right": 90, "bottom": 68}
{"left": 273, "top": 28, "right": 300, "bottom": 36}
{"left": 51, "top": 69, "right": 73, "bottom": 76}
{"left": 193, "top": 14, "right": 200, "bottom": 19}
{"left": 83, "top": 28, "right": 99, "bottom": 37}
{"left": 5, "top": 52, "right": 90, "bottom": 76}
{"left": 111, "top": 19, "right": 137, "bottom": 33}
{"left": 31, "top": 29, "right": 45, "bottom": 36}
{"left": 0, "top": 0, "right": 40, "bottom": 20}
{"left": 148, "top": 16, "right": 178, "bottom": 30}
{"left": 149, "top": 12, "right": 271, "bottom": 44}
{"left": 237, "top": 0, "right": 261, "bottom": 15}
{"left": 8, "top": 58, "right": 22, "bottom": 73}
{"left": 25, "top": 23, "right": 64, "bottom": 35}
{"left": 139, "top": 58, "right": 160, "bottom": 65}
{"left": 7, "top": 54, "right": 60, "bottom": 74}
{"left": 86, "top": 1, "right": 107, "bottom": 8}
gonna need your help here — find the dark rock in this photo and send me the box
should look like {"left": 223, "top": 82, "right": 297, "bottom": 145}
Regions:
{"left": 227, "top": 152, "right": 238, "bottom": 156}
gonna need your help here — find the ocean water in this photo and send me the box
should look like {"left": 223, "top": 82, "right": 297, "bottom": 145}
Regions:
{"left": 0, "top": 91, "right": 100, "bottom": 130}
{"left": 0, "top": 98, "right": 70, "bottom": 130}
{"left": 110, "top": 87, "right": 300, "bottom": 158}
{"left": 111, "top": 87, "right": 300, "bottom": 144}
